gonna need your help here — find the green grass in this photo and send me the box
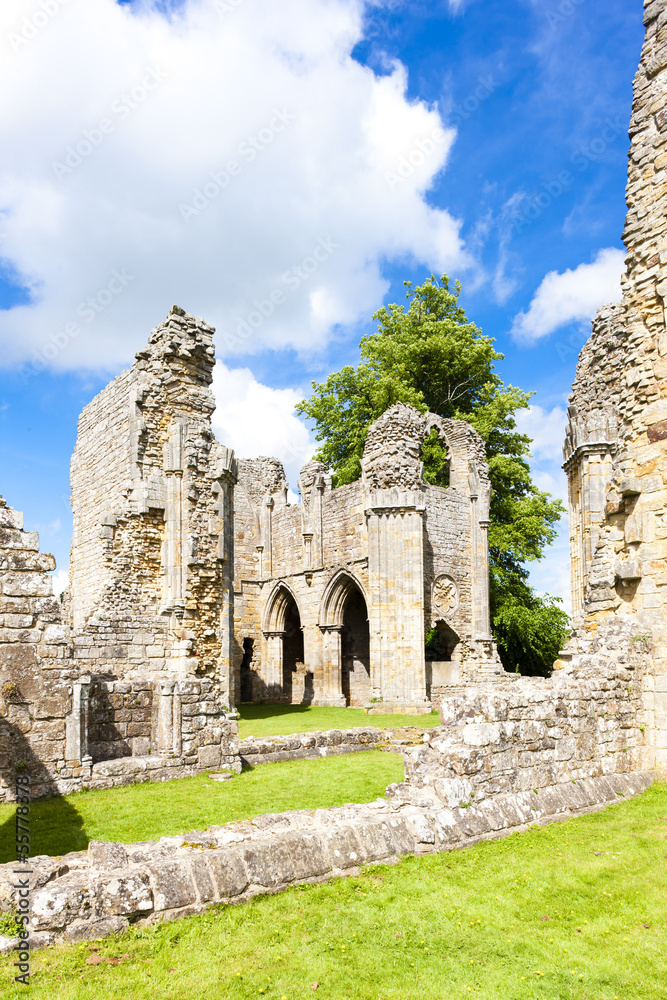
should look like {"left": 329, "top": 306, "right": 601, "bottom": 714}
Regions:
{"left": 0, "top": 751, "right": 404, "bottom": 863}
{"left": 237, "top": 704, "right": 440, "bottom": 738}
{"left": 3, "top": 783, "right": 666, "bottom": 999}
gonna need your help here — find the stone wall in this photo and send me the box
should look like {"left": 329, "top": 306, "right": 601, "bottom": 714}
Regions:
{"left": 564, "top": 0, "right": 667, "bottom": 771}
{"left": 70, "top": 305, "right": 237, "bottom": 701}
{"left": 390, "top": 621, "right": 647, "bottom": 810}
{"left": 0, "top": 498, "right": 85, "bottom": 804}
{"left": 238, "top": 725, "right": 430, "bottom": 766}
{"left": 0, "top": 767, "right": 651, "bottom": 947}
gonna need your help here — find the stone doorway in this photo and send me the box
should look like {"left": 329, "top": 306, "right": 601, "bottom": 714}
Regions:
{"left": 240, "top": 638, "right": 254, "bottom": 702}
{"left": 341, "top": 587, "right": 370, "bottom": 707}
{"left": 282, "top": 595, "right": 304, "bottom": 703}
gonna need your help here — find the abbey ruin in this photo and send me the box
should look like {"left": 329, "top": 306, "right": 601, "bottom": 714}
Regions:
{"left": 0, "top": 302, "right": 504, "bottom": 799}
{"left": 0, "top": 0, "right": 666, "bottom": 830}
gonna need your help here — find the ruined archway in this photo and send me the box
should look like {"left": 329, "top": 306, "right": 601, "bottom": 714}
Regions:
{"left": 262, "top": 582, "right": 305, "bottom": 703}
{"left": 341, "top": 586, "right": 370, "bottom": 707}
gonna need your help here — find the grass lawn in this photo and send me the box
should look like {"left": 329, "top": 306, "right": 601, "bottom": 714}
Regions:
{"left": 237, "top": 704, "right": 441, "bottom": 738}
{"left": 2, "top": 783, "right": 665, "bottom": 999}
{"left": 0, "top": 751, "right": 404, "bottom": 863}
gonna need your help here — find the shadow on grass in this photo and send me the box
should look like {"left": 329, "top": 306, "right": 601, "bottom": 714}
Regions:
{"left": 0, "top": 795, "right": 88, "bottom": 864}
{"left": 0, "top": 720, "right": 88, "bottom": 864}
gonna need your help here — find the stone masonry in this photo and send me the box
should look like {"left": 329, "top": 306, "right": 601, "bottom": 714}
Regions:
{"left": 0, "top": 620, "right": 652, "bottom": 945}
{"left": 0, "top": 496, "right": 85, "bottom": 802}
{"left": 234, "top": 403, "right": 500, "bottom": 714}
{"left": 563, "top": 0, "right": 667, "bottom": 772}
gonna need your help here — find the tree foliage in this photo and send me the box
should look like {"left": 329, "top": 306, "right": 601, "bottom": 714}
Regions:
{"left": 296, "top": 275, "right": 569, "bottom": 676}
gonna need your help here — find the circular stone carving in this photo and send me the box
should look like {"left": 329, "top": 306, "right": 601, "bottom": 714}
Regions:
{"left": 432, "top": 574, "right": 459, "bottom": 618}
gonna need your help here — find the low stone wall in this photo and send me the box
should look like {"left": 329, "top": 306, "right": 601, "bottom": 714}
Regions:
{"left": 392, "top": 623, "right": 647, "bottom": 810}
{"left": 239, "top": 726, "right": 430, "bottom": 766}
{"left": 0, "top": 770, "right": 653, "bottom": 949}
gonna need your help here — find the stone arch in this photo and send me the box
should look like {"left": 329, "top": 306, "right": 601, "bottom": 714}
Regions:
{"left": 262, "top": 580, "right": 301, "bottom": 635}
{"left": 319, "top": 569, "right": 368, "bottom": 628}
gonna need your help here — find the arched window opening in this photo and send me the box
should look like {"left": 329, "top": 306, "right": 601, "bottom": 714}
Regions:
{"left": 420, "top": 426, "right": 450, "bottom": 487}
{"left": 425, "top": 620, "right": 460, "bottom": 661}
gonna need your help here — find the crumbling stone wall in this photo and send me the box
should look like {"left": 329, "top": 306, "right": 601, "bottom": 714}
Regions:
{"left": 70, "top": 306, "right": 236, "bottom": 700}
{"left": 391, "top": 621, "right": 647, "bottom": 809}
{"left": 234, "top": 403, "right": 500, "bottom": 713}
{"left": 564, "top": 0, "right": 667, "bottom": 771}
{"left": 0, "top": 498, "right": 84, "bottom": 803}
{"left": 0, "top": 759, "right": 650, "bottom": 947}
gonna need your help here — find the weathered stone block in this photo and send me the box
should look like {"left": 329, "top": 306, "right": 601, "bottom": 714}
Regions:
{"left": 150, "top": 860, "right": 198, "bottom": 911}
{"left": 243, "top": 840, "right": 296, "bottom": 887}
{"left": 97, "top": 873, "right": 153, "bottom": 917}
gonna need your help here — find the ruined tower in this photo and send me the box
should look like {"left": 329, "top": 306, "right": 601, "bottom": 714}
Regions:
{"left": 70, "top": 305, "right": 237, "bottom": 702}
{"left": 564, "top": 0, "right": 667, "bottom": 770}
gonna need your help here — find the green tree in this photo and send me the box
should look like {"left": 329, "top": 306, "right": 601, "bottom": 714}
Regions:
{"left": 296, "top": 274, "right": 569, "bottom": 676}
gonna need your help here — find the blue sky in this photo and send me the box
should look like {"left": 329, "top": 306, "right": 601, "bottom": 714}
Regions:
{"left": 0, "top": 0, "right": 645, "bottom": 606}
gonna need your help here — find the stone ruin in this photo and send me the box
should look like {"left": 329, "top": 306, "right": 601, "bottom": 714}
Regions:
{"left": 0, "top": 0, "right": 667, "bottom": 948}
{"left": 0, "top": 302, "right": 502, "bottom": 801}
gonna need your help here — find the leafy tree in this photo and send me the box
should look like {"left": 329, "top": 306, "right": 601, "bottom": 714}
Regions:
{"left": 296, "top": 274, "right": 569, "bottom": 676}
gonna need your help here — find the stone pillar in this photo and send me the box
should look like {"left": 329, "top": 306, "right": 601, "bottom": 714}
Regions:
{"left": 365, "top": 489, "right": 430, "bottom": 713}
{"left": 315, "top": 625, "right": 346, "bottom": 706}
{"left": 162, "top": 419, "right": 187, "bottom": 615}
{"left": 263, "top": 497, "right": 274, "bottom": 578}
{"left": 563, "top": 441, "right": 615, "bottom": 616}
{"left": 303, "top": 532, "right": 313, "bottom": 570}
{"left": 469, "top": 477, "right": 492, "bottom": 641}
{"left": 156, "top": 679, "right": 182, "bottom": 756}
{"left": 314, "top": 479, "right": 325, "bottom": 569}
{"left": 214, "top": 447, "right": 237, "bottom": 706}
{"left": 65, "top": 676, "right": 92, "bottom": 765}
{"left": 263, "top": 631, "right": 284, "bottom": 698}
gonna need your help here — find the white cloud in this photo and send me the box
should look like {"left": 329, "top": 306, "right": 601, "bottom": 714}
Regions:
{"left": 510, "top": 247, "right": 625, "bottom": 345}
{"left": 515, "top": 403, "right": 567, "bottom": 465}
{"left": 51, "top": 569, "right": 69, "bottom": 597}
{"left": 0, "top": 0, "right": 470, "bottom": 374}
{"left": 211, "top": 362, "right": 314, "bottom": 493}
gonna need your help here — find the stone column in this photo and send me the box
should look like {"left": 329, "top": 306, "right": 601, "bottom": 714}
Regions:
{"left": 162, "top": 419, "right": 187, "bottom": 615}
{"left": 156, "top": 679, "right": 182, "bottom": 756}
{"left": 315, "top": 625, "right": 346, "bottom": 706}
{"left": 314, "top": 479, "right": 325, "bottom": 569}
{"left": 563, "top": 442, "right": 615, "bottom": 616}
{"left": 263, "top": 497, "right": 274, "bottom": 578}
{"left": 365, "top": 489, "right": 429, "bottom": 713}
{"left": 263, "top": 631, "right": 284, "bottom": 699}
{"left": 65, "top": 675, "right": 92, "bottom": 765}
{"left": 469, "top": 477, "right": 492, "bottom": 641}
{"left": 214, "top": 447, "right": 237, "bottom": 706}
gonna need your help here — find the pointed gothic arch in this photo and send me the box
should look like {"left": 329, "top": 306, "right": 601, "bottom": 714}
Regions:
{"left": 319, "top": 569, "right": 368, "bottom": 628}
{"left": 262, "top": 580, "right": 301, "bottom": 635}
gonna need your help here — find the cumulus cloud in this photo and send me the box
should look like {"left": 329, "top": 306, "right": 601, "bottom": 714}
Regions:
{"left": 510, "top": 247, "right": 625, "bottom": 345}
{"left": 51, "top": 569, "right": 69, "bottom": 597}
{"left": 515, "top": 403, "right": 567, "bottom": 465}
{"left": 211, "top": 362, "right": 314, "bottom": 493}
{"left": 0, "top": 0, "right": 470, "bottom": 375}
